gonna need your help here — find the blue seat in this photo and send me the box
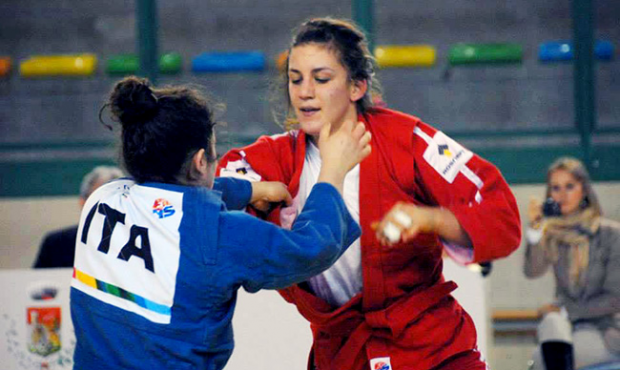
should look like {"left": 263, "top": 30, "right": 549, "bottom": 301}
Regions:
{"left": 539, "top": 40, "right": 614, "bottom": 62}
{"left": 191, "top": 51, "right": 266, "bottom": 72}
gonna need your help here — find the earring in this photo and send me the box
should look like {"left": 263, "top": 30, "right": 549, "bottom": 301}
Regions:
{"left": 580, "top": 198, "right": 589, "bottom": 209}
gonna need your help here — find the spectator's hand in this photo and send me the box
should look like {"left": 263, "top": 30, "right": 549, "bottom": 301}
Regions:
{"left": 250, "top": 181, "right": 292, "bottom": 212}
{"left": 528, "top": 197, "right": 543, "bottom": 227}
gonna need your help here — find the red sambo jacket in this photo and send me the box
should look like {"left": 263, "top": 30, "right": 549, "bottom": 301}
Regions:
{"left": 217, "top": 108, "right": 521, "bottom": 370}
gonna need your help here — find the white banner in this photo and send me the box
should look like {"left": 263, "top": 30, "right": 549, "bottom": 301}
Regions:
{"left": 0, "top": 268, "right": 75, "bottom": 370}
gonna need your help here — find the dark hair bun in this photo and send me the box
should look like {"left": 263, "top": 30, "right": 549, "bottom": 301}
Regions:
{"left": 109, "top": 76, "right": 159, "bottom": 126}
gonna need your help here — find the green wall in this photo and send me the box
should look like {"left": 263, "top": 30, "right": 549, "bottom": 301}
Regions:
{"left": 2, "top": 137, "right": 619, "bottom": 198}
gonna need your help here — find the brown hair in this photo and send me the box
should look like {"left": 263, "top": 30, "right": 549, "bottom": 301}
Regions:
{"left": 105, "top": 76, "right": 217, "bottom": 184}
{"left": 276, "top": 17, "right": 382, "bottom": 129}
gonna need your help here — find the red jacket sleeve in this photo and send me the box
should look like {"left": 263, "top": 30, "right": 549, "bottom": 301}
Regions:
{"left": 411, "top": 121, "right": 522, "bottom": 262}
{"left": 217, "top": 133, "right": 297, "bottom": 183}
{"left": 217, "top": 136, "right": 269, "bottom": 181}
{"left": 217, "top": 133, "right": 299, "bottom": 225}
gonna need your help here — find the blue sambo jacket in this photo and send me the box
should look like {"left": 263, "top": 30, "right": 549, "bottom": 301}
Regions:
{"left": 71, "top": 177, "right": 360, "bottom": 370}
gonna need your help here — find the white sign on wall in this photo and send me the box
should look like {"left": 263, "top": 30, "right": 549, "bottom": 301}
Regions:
{"left": 0, "top": 264, "right": 488, "bottom": 370}
{"left": 0, "top": 269, "right": 75, "bottom": 370}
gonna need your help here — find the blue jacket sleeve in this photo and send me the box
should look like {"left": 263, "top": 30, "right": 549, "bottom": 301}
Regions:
{"left": 218, "top": 183, "right": 361, "bottom": 292}
{"left": 213, "top": 177, "right": 252, "bottom": 211}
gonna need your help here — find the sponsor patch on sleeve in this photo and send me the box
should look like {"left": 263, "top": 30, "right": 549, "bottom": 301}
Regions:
{"left": 370, "top": 357, "right": 392, "bottom": 370}
{"left": 219, "top": 155, "right": 262, "bottom": 182}
{"left": 420, "top": 131, "right": 473, "bottom": 183}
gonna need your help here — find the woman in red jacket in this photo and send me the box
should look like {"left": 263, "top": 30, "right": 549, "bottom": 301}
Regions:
{"left": 218, "top": 17, "right": 522, "bottom": 370}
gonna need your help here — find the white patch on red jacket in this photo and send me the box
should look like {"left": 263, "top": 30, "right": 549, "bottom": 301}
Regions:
{"left": 414, "top": 128, "right": 473, "bottom": 183}
{"left": 369, "top": 357, "right": 392, "bottom": 370}
{"left": 219, "top": 151, "right": 262, "bottom": 182}
{"left": 414, "top": 127, "right": 483, "bottom": 204}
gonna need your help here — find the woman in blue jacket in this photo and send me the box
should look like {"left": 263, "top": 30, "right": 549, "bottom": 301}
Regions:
{"left": 70, "top": 76, "right": 371, "bottom": 370}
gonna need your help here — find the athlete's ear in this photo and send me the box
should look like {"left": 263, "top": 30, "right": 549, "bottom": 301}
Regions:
{"left": 350, "top": 79, "right": 368, "bottom": 103}
{"left": 188, "top": 148, "right": 208, "bottom": 182}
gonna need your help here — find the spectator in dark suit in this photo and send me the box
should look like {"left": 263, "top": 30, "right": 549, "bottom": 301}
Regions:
{"left": 33, "top": 165, "right": 124, "bottom": 268}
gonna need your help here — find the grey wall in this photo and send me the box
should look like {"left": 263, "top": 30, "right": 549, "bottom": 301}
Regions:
{"left": 3, "top": 182, "right": 620, "bottom": 370}
{"left": 375, "top": 1, "right": 620, "bottom": 133}
{"left": 1, "top": 0, "right": 619, "bottom": 149}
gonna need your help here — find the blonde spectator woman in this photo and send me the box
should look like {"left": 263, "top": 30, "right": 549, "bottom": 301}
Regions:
{"left": 525, "top": 157, "right": 620, "bottom": 370}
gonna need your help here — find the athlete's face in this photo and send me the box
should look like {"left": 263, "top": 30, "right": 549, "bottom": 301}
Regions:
{"left": 287, "top": 43, "right": 366, "bottom": 141}
{"left": 549, "top": 169, "right": 584, "bottom": 215}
